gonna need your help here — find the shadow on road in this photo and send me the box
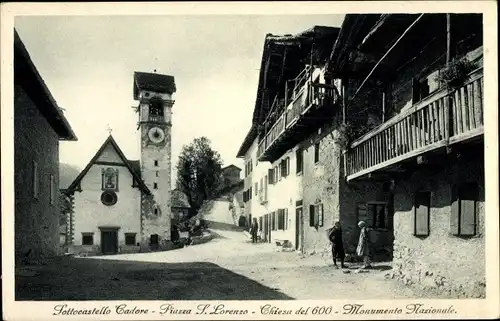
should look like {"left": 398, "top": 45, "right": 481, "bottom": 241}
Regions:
{"left": 16, "top": 257, "right": 293, "bottom": 301}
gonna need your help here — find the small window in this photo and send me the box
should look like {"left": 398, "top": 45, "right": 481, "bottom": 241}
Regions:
{"left": 414, "top": 191, "right": 431, "bottom": 236}
{"left": 33, "top": 161, "right": 39, "bottom": 199}
{"left": 125, "top": 233, "right": 136, "bottom": 245}
{"left": 156, "top": 171, "right": 159, "bottom": 177}
{"left": 154, "top": 160, "right": 159, "bottom": 167}
{"left": 309, "top": 203, "right": 324, "bottom": 227}
{"left": 268, "top": 169, "right": 274, "bottom": 184}
{"left": 451, "top": 182, "right": 479, "bottom": 236}
{"left": 154, "top": 182, "right": 158, "bottom": 189}
{"left": 296, "top": 149, "right": 303, "bottom": 174}
{"left": 314, "top": 142, "right": 320, "bottom": 163}
{"left": 154, "top": 208, "right": 158, "bottom": 215}
{"left": 49, "top": 174, "right": 55, "bottom": 205}
{"left": 412, "top": 78, "right": 430, "bottom": 104}
{"left": 368, "top": 203, "right": 387, "bottom": 229}
{"left": 82, "top": 233, "right": 94, "bottom": 245}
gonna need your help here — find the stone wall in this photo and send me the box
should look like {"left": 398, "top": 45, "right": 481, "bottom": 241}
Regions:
{"left": 71, "top": 163, "right": 142, "bottom": 254}
{"left": 300, "top": 120, "right": 342, "bottom": 254}
{"left": 14, "top": 85, "right": 61, "bottom": 263}
{"left": 391, "top": 146, "right": 485, "bottom": 298}
{"left": 339, "top": 176, "right": 393, "bottom": 259}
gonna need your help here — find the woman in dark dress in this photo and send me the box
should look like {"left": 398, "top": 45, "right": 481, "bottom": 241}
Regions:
{"left": 329, "top": 221, "right": 347, "bottom": 268}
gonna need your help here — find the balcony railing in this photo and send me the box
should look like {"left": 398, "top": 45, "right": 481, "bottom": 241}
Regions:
{"left": 345, "top": 68, "right": 484, "bottom": 181}
{"left": 257, "top": 68, "right": 338, "bottom": 160}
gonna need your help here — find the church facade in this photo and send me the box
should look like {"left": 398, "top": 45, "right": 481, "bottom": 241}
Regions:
{"left": 64, "top": 72, "right": 176, "bottom": 255}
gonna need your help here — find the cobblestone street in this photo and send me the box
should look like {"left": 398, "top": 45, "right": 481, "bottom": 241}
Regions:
{"left": 17, "top": 227, "right": 418, "bottom": 300}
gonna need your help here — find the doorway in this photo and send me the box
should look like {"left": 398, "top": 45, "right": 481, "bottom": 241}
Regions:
{"left": 263, "top": 214, "right": 269, "bottom": 242}
{"left": 150, "top": 234, "right": 159, "bottom": 250}
{"left": 100, "top": 228, "right": 118, "bottom": 255}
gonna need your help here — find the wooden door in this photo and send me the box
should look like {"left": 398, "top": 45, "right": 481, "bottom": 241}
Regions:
{"left": 295, "top": 207, "right": 303, "bottom": 250}
{"left": 101, "top": 230, "right": 118, "bottom": 254}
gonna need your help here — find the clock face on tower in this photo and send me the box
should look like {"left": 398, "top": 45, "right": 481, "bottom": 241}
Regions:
{"left": 148, "top": 127, "right": 165, "bottom": 144}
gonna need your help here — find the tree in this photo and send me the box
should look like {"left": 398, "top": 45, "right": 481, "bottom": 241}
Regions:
{"left": 176, "top": 137, "right": 224, "bottom": 217}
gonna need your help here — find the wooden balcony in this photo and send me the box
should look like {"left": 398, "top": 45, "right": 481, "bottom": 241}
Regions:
{"left": 257, "top": 76, "right": 339, "bottom": 162}
{"left": 346, "top": 68, "right": 483, "bottom": 181}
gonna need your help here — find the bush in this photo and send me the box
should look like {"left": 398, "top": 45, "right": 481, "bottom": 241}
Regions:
{"left": 436, "top": 58, "right": 477, "bottom": 89}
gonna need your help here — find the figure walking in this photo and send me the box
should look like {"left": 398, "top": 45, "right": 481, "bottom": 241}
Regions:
{"left": 356, "top": 221, "right": 372, "bottom": 269}
{"left": 328, "top": 221, "right": 347, "bottom": 268}
{"left": 250, "top": 218, "right": 259, "bottom": 244}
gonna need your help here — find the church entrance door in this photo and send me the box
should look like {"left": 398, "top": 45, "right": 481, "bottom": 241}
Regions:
{"left": 100, "top": 228, "right": 119, "bottom": 254}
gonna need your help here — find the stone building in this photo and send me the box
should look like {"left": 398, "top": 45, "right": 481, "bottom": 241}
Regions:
{"left": 14, "top": 29, "right": 78, "bottom": 263}
{"left": 171, "top": 188, "right": 191, "bottom": 225}
{"left": 330, "top": 14, "right": 485, "bottom": 297}
{"left": 221, "top": 164, "right": 242, "bottom": 187}
{"left": 64, "top": 72, "right": 177, "bottom": 255}
{"left": 237, "top": 26, "right": 344, "bottom": 250}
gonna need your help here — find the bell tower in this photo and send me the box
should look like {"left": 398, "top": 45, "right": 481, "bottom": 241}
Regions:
{"left": 133, "top": 71, "right": 176, "bottom": 249}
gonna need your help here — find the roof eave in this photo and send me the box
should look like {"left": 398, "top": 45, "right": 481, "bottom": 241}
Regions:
{"left": 14, "top": 29, "right": 78, "bottom": 141}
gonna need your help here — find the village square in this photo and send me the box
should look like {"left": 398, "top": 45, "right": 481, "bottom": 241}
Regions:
{"left": 11, "top": 12, "right": 486, "bottom": 301}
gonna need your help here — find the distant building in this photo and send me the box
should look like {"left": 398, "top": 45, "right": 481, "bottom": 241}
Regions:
{"left": 171, "top": 188, "right": 191, "bottom": 225}
{"left": 14, "top": 29, "right": 78, "bottom": 264}
{"left": 64, "top": 72, "right": 177, "bottom": 255}
{"left": 332, "top": 14, "right": 484, "bottom": 298}
{"left": 222, "top": 164, "right": 242, "bottom": 187}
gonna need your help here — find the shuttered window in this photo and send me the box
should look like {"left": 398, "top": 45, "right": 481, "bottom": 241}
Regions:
{"left": 272, "top": 211, "right": 276, "bottom": 231}
{"left": 414, "top": 191, "right": 431, "bottom": 236}
{"left": 277, "top": 209, "right": 284, "bottom": 230}
{"left": 268, "top": 169, "right": 274, "bottom": 184}
{"left": 296, "top": 149, "right": 303, "bottom": 174}
{"left": 357, "top": 202, "right": 390, "bottom": 229}
{"left": 451, "top": 183, "right": 479, "bottom": 236}
{"left": 309, "top": 204, "right": 323, "bottom": 227}
{"left": 309, "top": 205, "right": 315, "bottom": 227}
{"left": 314, "top": 142, "right": 320, "bottom": 163}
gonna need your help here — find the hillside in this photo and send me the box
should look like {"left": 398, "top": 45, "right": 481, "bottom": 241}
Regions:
{"left": 59, "top": 163, "right": 81, "bottom": 189}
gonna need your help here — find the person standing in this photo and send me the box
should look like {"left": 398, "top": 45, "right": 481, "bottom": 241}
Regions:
{"left": 328, "top": 221, "right": 347, "bottom": 268}
{"left": 250, "top": 218, "right": 259, "bottom": 244}
{"left": 356, "top": 221, "right": 372, "bottom": 269}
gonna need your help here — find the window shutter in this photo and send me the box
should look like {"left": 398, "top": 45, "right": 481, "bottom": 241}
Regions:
{"left": 450, "top": 185, "right": 460, "bottom": 235}
{"left": 285, "top": 208, "right": 288, "bottom": 230}
{"left": 309, "top": 205, "right": 315, "bottom": 227}
{"left": 268, "top": 169, "right": 274, "bottom": 184}
{"left": 414, "top": 192, "right": 430, "bottom": 236}
{"left": 459, "top": 183, "right": 478, "bottom": 236}
{"left": 272, "top": 211, "right": 276, "bottom": 230}
{"left": 314, "top": 205, "right": 320, "bottom": 227}
{"left": 286, "top": 157, "right": 290, "bottom": 176}
{"left": 264, "top": 175, "right": 268, "bottom": 201}
{"left": 318, "top": 204, "right": 324, "bottom": 227}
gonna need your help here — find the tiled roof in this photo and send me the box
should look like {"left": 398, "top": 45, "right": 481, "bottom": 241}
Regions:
{"left": 133, "top": 72, "right": 176, "bottom": 100}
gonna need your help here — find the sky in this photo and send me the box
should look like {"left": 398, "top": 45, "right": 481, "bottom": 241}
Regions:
{"left": 15, "top": 14, "right": 345, "bottom": 180}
